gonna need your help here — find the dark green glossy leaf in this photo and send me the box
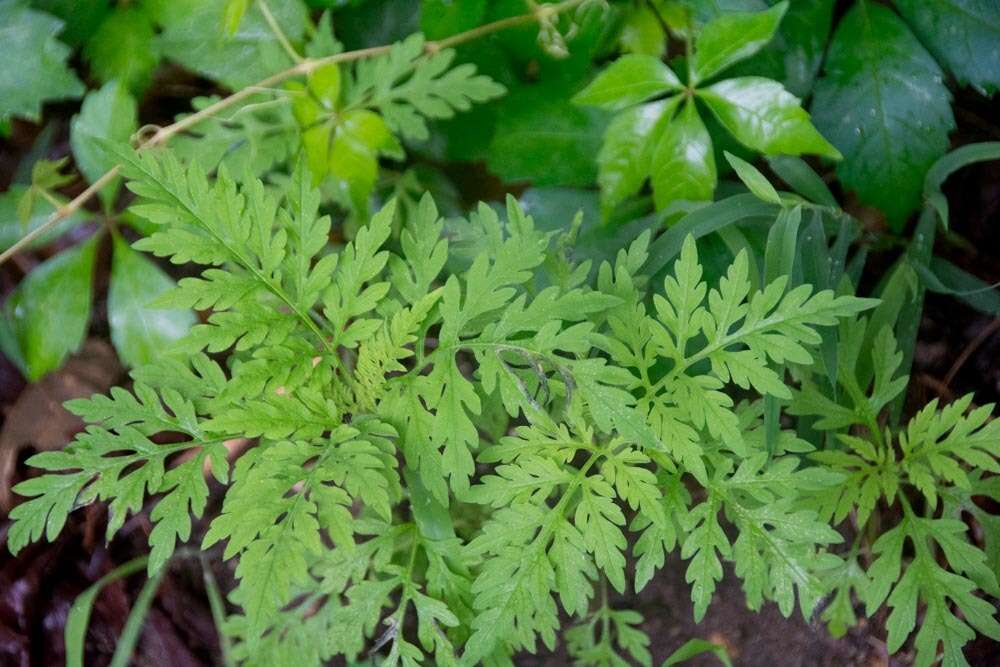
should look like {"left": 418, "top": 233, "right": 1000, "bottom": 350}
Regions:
{"left": 597, "top": 97, "right": 679, "bottom": 214}
{"left": 488, "top": 85, "right": 609, "bottom": 187}
{"left": 895, "top": 0, "right": 1000, "bottom": 95}
{"left": 811, "top": 3, "right": 954, "bottom": 228}
{"left": 692, "top": 1, "right": 787, "bottom": 84}
{"left": 651, "top": 101, "right": 717, "bottom": 208}
{"left": 108, "top": 236, "right": 196, "bottom": 369}
{"left": 573, "top": 55, "right": 682, "bottom": 111}
{"left": 4, "top": 239, "right": 96, "bottom": 380}
{"left": 699, "top": 77, "right": 840, "bottom": 158}
{"left": 70, "top": 82, "right": 138, "bottom": 208}
{"left": 0, "top": 2, "right": 84, "bottom": 122}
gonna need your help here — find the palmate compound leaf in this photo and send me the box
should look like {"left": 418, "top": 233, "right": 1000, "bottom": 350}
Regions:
{"left": 574, "top": 2, "right": 835, "bottom": 213}
{"left": 894, "top": 0, "right": 1000, "bottom": 95}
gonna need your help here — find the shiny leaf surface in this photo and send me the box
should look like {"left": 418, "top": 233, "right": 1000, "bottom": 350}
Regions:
{"left": 811, "top": 3, "right": 954, "bottom": 227}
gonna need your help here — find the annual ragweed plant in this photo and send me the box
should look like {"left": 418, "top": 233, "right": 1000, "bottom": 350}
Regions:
{"left": 6, "top": 144, "right": 904, "bottom": 665}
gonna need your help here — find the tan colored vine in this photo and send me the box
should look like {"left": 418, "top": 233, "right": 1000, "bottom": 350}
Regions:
{"left": 0, "top": 0, "right": 588, "bottom": 267}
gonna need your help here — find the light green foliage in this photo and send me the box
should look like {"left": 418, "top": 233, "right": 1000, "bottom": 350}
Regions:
{"left": 811, "top": 3, "right": 954, "bottom": 227}
{"left": 7, "top": 148, "right": 873, "bottom": 664}
{"left": 574, "top": 1, "right": 837, "bottom": 215}
{"left": 5, "top": 4, "right": 999, "bottom": 664}
{"left": 0, "top": 0, "right": 84, "bottom": 122}
{"left": 290, "top": 33, "right": 504, "bottom": 215}
{"left": 171, "top": 94, "right": 300, "bottom": 177}
{"left": 794, "top": 319, "right": 1000, "bottom": 666}
{"left": 566, "top": 606, "right": 652, "bottom": 666}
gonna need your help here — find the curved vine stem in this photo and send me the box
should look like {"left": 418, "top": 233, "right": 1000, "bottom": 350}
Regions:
{"left": 0, "top": 0, "right": 588, "bottom": 267}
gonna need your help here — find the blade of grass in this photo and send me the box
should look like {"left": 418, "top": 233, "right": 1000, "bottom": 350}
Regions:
{"left": 644, "top": 194, "right": 778, "bottom": 278}
{"left": 890, "top": 142, "right": 1000, "bottom": 421}
{"left": 662, "top": 638, "right": 732, "bottom": 667}
{"left": 109, "top": 565, "right": 166, "bottom": 667}
{"left": 201, "top": 553, "right": 236, "bottom": 667}
{"left": 66, "top": 556, "right": 148, "bottom": 667}
{"left": 766, "top": 155, "right": 836, "bottom": 207}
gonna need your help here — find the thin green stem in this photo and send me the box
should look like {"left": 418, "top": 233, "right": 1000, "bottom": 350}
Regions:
{"left": 257, "top": 0, "right": 303, "bottom": 64}
{"left": 599, "top": 577, "right": 611, "bottom": 644}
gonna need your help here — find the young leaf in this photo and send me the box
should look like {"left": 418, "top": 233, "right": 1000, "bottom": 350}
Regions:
{"left": 698, "top": 77, "right": 840, "bottom": 158}
{"left": 725, "top": 152, "right": 781, "bottom": 205}
{"left": 650, "top": 101, "right": 717, "bottom": 208}
{"left": 572, "top": 54, "right": 682, "bottom": 110}
{"left": 692, "top": 1, "right": 788, "bottom": 84}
